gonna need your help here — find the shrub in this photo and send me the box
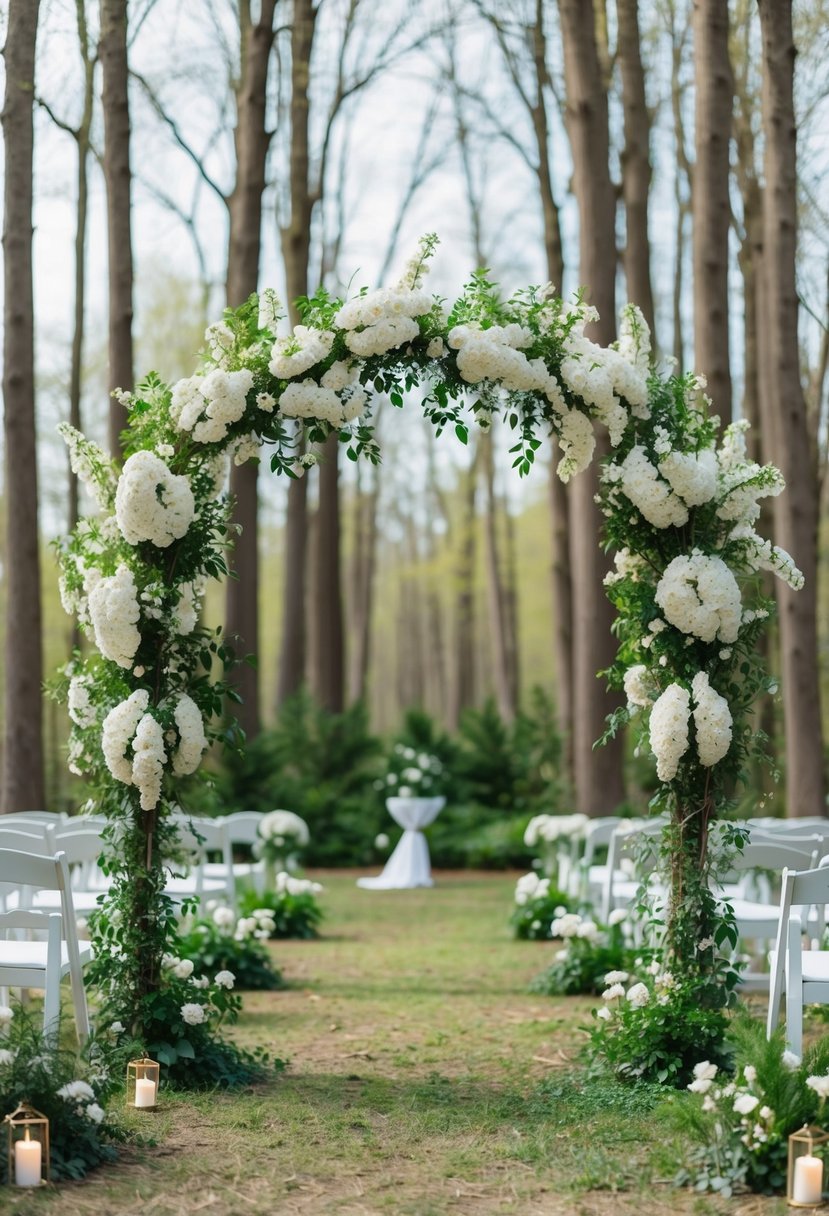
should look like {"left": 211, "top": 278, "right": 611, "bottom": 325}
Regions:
{"left": 510, "top": 872, "right": 575, "bottom": 940}
{"left": 238, "top": 877, "right": 324, "bottom": 940}
{"left": 179, "top": 906, "right": 283, "bottom": 990}
{"left": 530, "top": 910, "right": 634, "bottom": 994}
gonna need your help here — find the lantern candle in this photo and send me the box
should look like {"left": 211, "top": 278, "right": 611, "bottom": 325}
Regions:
{"left": 14, "top": 1128, "right": 42, "bottom": 1188}
{"left": 134, "top": 1078, "right": 157, "bottom": 1109}
{"left": 793, "top": 1154, "right": 824, "bottom": 1206}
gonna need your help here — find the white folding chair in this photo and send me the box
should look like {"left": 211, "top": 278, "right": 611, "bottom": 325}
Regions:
{"left": 767, "top": 860, "right": 829, "bottom": 1057}
{"left": 0, "top": 910, "right": 63, "bottom": 1038}
{"left": 720, "top": 839, "right": 820, "bottom": 953}
{"left": 164, "top": 817, "right": 234, "bottom": 908}
{"left": 202, "top": 812, "right": 266, "bottom": 899}
{"left": 0, "top": 849, "right": 92, "bottom": 1043}
{"left": 601, "top": 818, "right": 666, "bottom": 924}
{"left": 577, "top": 816, "right": 621, "bottom": 902}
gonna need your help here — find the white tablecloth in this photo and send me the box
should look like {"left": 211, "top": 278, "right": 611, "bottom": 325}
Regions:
{"left": 357, "top": 797, "right": 445, "bottom": 889}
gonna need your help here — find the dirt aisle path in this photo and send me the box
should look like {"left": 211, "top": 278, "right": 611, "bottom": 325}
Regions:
{"left": 29, "top": 873, "right": 754, "bottom": 1216}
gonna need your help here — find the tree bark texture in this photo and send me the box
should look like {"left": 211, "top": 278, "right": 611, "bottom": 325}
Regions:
{"left": 692, "top": 0, "right": 733, "bottom": 421}
{"left": 224, "top": 0, "right": 277, "bottom": 741}
{"left": 758, "top": 0, "right": 825, "bottom": 816}
{"left": 617, "top": 0, "right": 656, "bottom": 337}
{"left": 313, "top": 436, "right": 345, "bottom": 712}
{"left": 448, "top": 448, "right": 478, "bottom": 729}
{"left": 2, "top": 0, "right": 45, "bottom": 814}
{"left": 99, "top": 0, "right": 133, "bottom": 452}
{"left": 558, "top": 0, "right": 625, "bottom": 816}
{"left": 347, "top": 471, "right": 379, "bottom": 705}
{"left": 277, "top": 0, "right": 318, "bottom": 706}
{"left": 481, "top": 430, "right": 515, "bottom": 723}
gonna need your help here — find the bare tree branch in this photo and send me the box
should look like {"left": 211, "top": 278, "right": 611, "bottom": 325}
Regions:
{"left": 130, "top": 68, "right": 228, "bottom": 203}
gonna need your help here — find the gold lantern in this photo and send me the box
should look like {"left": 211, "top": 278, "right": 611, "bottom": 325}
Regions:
{"left": 788, "top": 1124, "right": 829, "bottom": 1207}
{"left": 5, "top": 1102, "right": 50, "bottom": 1188}
{"left": 126, "top": 1057, "right": 160, "bottom": 1111}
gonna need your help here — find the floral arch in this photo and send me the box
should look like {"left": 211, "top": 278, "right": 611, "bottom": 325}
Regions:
{"left": 57, "top": 235, "right": 801, "bottom": 1068}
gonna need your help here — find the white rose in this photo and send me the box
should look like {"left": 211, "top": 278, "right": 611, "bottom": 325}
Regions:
{"left": 214, "top": 970, "right": 236, "bottom": 990}
{"left": 626, "top": 982, "right": 650, "bottom": 1008}
{"left": 181, "top": 1003, "right": 206, "bottom": 1026}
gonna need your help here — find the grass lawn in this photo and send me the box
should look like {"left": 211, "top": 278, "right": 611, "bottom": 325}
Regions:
{"left": 14, "top": 872, "right": 786, "bottom": 1215}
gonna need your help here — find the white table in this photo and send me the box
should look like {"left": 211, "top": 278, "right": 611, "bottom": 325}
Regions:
{"left": 357, "top": 797, "right": 445, "bottom": 890}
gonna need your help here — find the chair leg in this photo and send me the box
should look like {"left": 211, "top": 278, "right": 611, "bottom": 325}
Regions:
{"left": 42, "top": 914, "right": 62, "bottom": 1045}
{"left": 68, "top": 965, "right": 90, "bottom": 1044}
{"left": 785, "top": 914, "right": 804, "bottom": 1059}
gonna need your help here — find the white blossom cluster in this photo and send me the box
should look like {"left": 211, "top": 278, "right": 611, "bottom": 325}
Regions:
{"left": 171, "top": 694, "right": 208, "bottom": 776}
{"left": 623, "top": 664, "right": 655, "bottom": 710}
{"left": 687, "top": 1060, "right": 777, "bottom": 1152}
{"left": 551, "top": 911, "right": 599, "bottom": 941}
{"left": 115, "top": 450, "right": 195, "bottom": 548}
{"left": 730, "top": 524, "right": 804, "bottom": 590}
{"left": 171, "top": 368, "right": 254, "bottom": 443}
{"left": 57, "top": 1079, "right": 105, "bottom": 1124}
{"left": 655, "top": 553, "right": 742, "bottom": 643}
{"left": 101, "top": 690, "right": 150, "bottom": 786}
{"left": 131, "top": 713, "right": 167, "bottom": 810}
{"left": 68, "top": 676, "right": 97, "bottom": 728}
{"left": 513, "top": 872, "right": 552, "bottom": 906}
{"left": 524, "top": 813, "right": 589, "bottom": 846}
{"left": 86, "top": 564, "right": 142, "bottom": 668}
{"left": 279, "top": 379, "right": 367, "bottom": 426}
{"left": 174, "top": 580, "right": 202, "bottom": 634}
{"left": 658, "top": 448, "right": 718, "bottom": 506}
{"left": 691, "top": 672, "right": 733, "bottom": 767}
{"left": 335, "top": 286, "right": 433, "bottom": 357}
{"left": 648, "top": 683, "right": 691, "bottom": 781}
{"left": 259, "top": 809, "right": 310, "bottom": 847}
{"left": 616, "top": 445, "right": 689, "bottom": 528}
{"left": 269, "top": 325, "right": 335, "bottom": 378}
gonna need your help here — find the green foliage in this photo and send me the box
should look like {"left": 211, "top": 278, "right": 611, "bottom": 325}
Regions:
{"left": 530, "top": 918, "right": 635, "bottom": 993}
{"left": 456, "top": 688, "right": 564, "bottom": 814}
{"left": 238, "top": 884, "right": 324, "bottom": 940}
{"left": 509, "top": 872, "right": 575, "bottom": 940}
{"left": 587, "top": 972, "right": 732, "bottom": 1088}
{"left": 669, "top": 1013, "right": 829, "bottom": 1197}
{"left": 0, "top": 1009, "right": 127, "bottom": 1183}
{"left": 178, "top": 914, "right": 283, "bottom": 990}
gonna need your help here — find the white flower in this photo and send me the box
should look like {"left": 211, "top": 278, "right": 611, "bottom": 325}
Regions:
{"left": 115, "top": 450, "right": 195, "bottom": 548}
{"left": 102, "top": 690, "right": 149, "bottom": 786}
{"left": 617, "top": 444, "right": 688, "bottom": 528}
{"left": 596, "top": 1006, "right": 612, "bottom": 1021}
{"left": 68, "top": 676, "right": 97, "bottom": 728}
{"left": 214, "top": 970, "right": 235, "bottom": 989}
{"left": 131, "top": 712, "right": 167, "bottom": 810}
{"left": 607, "top": 908, "right": 628, "bottom": 927}
{"left": 171, "top": 368, "right": 253, "bottom": 444}
{"left": 658, "top": 448, "right": 718, "bottom": 507}
{"left": 626, "top": 982, "right": 650, "bottom": 1007}
{"left": 604, "top": 970, "right": 629, "bottom": 985}
{"left": 0, "top": 1049, "right": 15, "bottom": 1066}
{"left": 552, "top": 913, "right": 584, "bottom": 939}
{"left": 782, "top": 1050, "right": 801, "bottom": 1069}
{"left": 759, "top": 1105, "right": 773, "bottom": 1120}
{"left": 806, "top": 1074, "right": 829, "bottom": 1099}
{"left": 733, "top": 1093, "right": 760, "bottom": 1116}
{"left": 173, "top": 959, "right": 194, "bottom": 980}
{"left": 180, "top": 1003, "right": 206, "bottom": 1026}
{"left": 602, "top": 984, "right": 625, "bottom": 1001}
{"left": 259, "top": 810, "right": 310, "bottom": 846}
{"left": 691, "top": 672, "right": 733, "bottom": 767}
{"left": 86, "top": 564, "right": 141, "bottom": 668}
{"left": 649, "top": 683, "right": 691, "bottom": 781}
{"left": 85, "top": 1103, "right": 105, "bottom": 1124}
{"left": 693, "top": 1061, "right": 718, "bottom": 1082}
{"left": 110, "top": 1021, "right": 125, "bottom": 1035}
{"left": 374, "top": 833, "right": 390, "bottom": 849}
{"left": 0, "top": 1005, "right": 13, "bottom": 1026}
{"left": 623, "top": 664, "right": 654, "bottom": 710}
{"left": 743, "top": 1064, "right": 757, "bottom": 1085}
{"left": 688, "top": 1077, "right": 714, "bottom": 1094}
{"left": 655, "top": 554, "right": 741, "bottom": 644}
{"left": 269, "top": 325, "right": 335, "bottom": 378}
{"left": 212, "top": 906, "right": 236, "bottom": 930}
{"left": 171, "top": 694, "right": 208, "bottom": 777}
{"left": 58, "top": 1080, "right": 96, "bottom": 1103}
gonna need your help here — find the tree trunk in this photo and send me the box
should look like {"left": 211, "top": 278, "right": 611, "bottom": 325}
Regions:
{"left": 99, "top": 0, "right": 133, "bottom": 453}
{"left": 481, "top": 430, "right": 514, "bottom": 722}
{"left": 448, "top": 447, "right": 478, "bottom": 729}
{"left": 527, "top": 0, "right": 573, "bottom": 780}
{"left": 348, "top": 469, "right": 379, "bottom": 705}
{"left": 758, "top": 0, "right": 825, "bottom": 816}
{"left": 313, "top": 437, "right": 345, "bottom": 712}
{"left": 558, "top": 0, "right": 625, "bottom": 816}
{"left": 617, "top": 0, "right": 656, "bottom": 338}
{"left": 692, "top": 0, "right": 733, "bottom": 421}
{"left": 277, "top": 0, "right": 318, "bottom": 706}
{"left": 1, "top": 0, "right": 45, "bottom": 814}
{"left": 224, "top": 0, "right": 276, "bottom": 742}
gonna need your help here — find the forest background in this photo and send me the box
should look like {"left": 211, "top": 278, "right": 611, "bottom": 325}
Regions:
{"left": 1, "top": 0, "right": 828, "bottom": 864}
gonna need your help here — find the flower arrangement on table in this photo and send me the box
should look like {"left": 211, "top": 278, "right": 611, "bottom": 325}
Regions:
{"left": 674, "top": 1019, "right": 829, "bottom": 1198}
{"left": 238, "top": 874, "right": 324, "bottom": 940}
{"left": 381, "top": 745, "right": 445, "bottom": 799}
{"left": 530, "top": 908, "right": 635, "bottom": 995}
{"left": 523, "top": 813, "right": 589, "bottom": 887}
{"left": 177, "top": 903, "right": 284, "bottom": 990}
{"left": 257, "top": 809, "right": 310, "bottom": 876}
{"left": 0, "top": 1006, "right": 125, "bottom": 1183}
{"left": 510, "top": 872, "right": 575, "bottom": 941}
